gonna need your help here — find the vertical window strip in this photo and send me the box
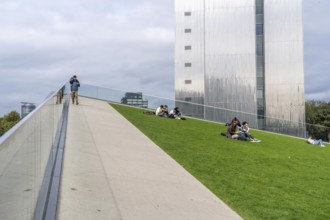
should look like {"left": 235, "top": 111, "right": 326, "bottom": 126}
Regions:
{"left": 256, "top": 0, "right": 265, "bottom": 129}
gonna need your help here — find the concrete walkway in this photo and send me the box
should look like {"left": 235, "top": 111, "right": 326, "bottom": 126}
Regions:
{"left": 57, "top": 97, "right": 243, "bottom": 220}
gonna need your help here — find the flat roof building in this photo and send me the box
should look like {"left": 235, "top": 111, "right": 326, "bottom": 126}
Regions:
{"left": 121, "top": 92, "right": 148, "bottom": 108}
{"left": 175, "top": 0, "right": 305, "bottom": 137}
{"left": 21, "top": 102, "right": 36, "bottom": 118}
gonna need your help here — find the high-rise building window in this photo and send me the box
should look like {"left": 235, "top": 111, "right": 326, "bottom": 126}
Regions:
{"left": 256, "top": 5, "right": 263, "bottom": 14}
{"left": 256, "top": 0, "right": 265, "bottom": 129}
{"left": 257, "top": 45, "right": 264, "bottom": 55}
{"left": 185, "top": 63, "right": 192, "bottom": 67}
{"left": 257, "top": 108, "right": 265, "bottom": 116}
{"left": 185, "top": 45, "right": 192, "bottom": 50}
{"left": 257, "top": 99, "right": 264, "bottom": 107}
{"left": 256, "top": 0, "right": 263, "bottom": 15}
{"left": 184, "top": 28, "right": 192, "bottom": 33}
{"left": 256, "top": 36, "right": 263, "bottom": 43}
{"left": 257, "top": 67, "right": 264, "bottom": 76}
{"left": 256, "top": 14, "right": 263, "bottom": 24}
{"left": 257, "top": 56, "right": 264, "bottom": 66}
{"left": 257, "top": 89, "right": 264, "bottom": 98}
{"left": 256, "top": 24, "right": 263, "bottom": 35}
{"left": 184, "top": 12, "right": 191, "bottom": 16}
{"left": 185, "top": 80, "right": 192, "bottom": 84}
{"left": 257, "top": 77, "right": 264, "bottom": 86}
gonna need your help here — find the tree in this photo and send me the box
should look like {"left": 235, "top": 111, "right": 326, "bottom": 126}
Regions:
{"left": 0, "top": 111, "right": 21, "bottom": 137}
{"left": 305, "top": 101, "right": 330, "bottom": 141}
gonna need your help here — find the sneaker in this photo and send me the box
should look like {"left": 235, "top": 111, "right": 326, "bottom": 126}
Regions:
{"left": 254, "top": 140, "right": 261, "bottom": 143}
{"left": 320, "top": 145, "right": 325, "bottom": 147}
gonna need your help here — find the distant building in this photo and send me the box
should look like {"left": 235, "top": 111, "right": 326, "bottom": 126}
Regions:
{"left": 121, "top": 92, "right": 148, "bottom": 108}
{"left": 21, "top": 102, "right": 36, "bottom": 118}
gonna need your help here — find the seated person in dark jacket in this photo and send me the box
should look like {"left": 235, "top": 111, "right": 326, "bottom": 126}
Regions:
{"left": 169, "top": 107, "right": 182, "bottom": 119}
{"left": 226, "top": 117, "right": 241, "bottom": 128}
{"left": 226, "top": 121, "right": 239, "bottom": 139}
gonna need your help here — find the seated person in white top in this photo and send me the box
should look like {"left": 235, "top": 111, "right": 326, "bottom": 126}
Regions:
{"left": 156, "top": 105, "right": 167, "bottom": 117}
{"left": 240, "top": 122, "right": 260, "bottom": 142}
{"left": 169, "top": 107, "right": 182, "bottom": 119}
{"left": 162, "top": 105, "right": 169, "bottom": 117}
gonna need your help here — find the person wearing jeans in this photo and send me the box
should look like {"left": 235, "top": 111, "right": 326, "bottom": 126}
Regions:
{"left": 307, "top": 135, "right": 325, "bottom": 147}
{"left": 240, "top": 121, "right": 261, "bottom": 142}
{"left": 70, "top": 75, "right": 80, "bottom": 105}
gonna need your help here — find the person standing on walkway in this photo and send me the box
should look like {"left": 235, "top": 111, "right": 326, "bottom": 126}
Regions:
{"left": 70, "top": 75, "right": 80, "bottom": 105}
{"left": 56, "top": 86, "right": 65, "bottom": 104}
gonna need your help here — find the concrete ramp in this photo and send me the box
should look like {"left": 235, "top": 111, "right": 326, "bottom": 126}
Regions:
{"left": 57, "top": 97, "right": 242, "bottom": 220}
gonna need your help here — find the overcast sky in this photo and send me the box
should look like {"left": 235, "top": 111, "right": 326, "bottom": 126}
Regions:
{"left": 0, "top": 0, "right": 329, "bottom": 116}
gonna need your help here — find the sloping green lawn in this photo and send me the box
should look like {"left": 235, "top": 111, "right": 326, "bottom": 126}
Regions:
{"left": 111, "top": 103, "right": 330, "bottom": 220}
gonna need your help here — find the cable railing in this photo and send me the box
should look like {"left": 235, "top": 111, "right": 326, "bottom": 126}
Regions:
{"left": 79, "top": 83, "right": 329, "bottom": 142}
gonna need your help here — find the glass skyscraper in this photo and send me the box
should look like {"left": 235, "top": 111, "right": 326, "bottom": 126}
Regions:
{"left": 175, "top": 0, "right": 305, "bottom": 137}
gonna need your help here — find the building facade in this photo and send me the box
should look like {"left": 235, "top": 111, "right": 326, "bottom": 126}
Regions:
{"left": 175, "top": 0, "right": 305, "bottom": 137}
{"left": 21, "top": 102, "right": 36, "bottom": 118}
{"left": 121, "top": 92, "right": 148, "bottom": 108}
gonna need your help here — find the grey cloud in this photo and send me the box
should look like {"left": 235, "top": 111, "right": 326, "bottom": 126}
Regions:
{"left": 0, "top": 0, "right": 175, "bottom": 116}
{"left": 303, "top": 0, "right": 330, "bottom": 101}
{"left": 0, "top": 0, "right": 329, "bottom": 116}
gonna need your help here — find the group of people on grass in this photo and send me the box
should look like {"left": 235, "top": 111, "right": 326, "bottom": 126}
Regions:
{"left": 153, "top": 108, "right": 327, "bottom": 147}
{"left": 155, "top": 105, "right": 184, "bottom": 120}
{"left": 224, "top": 117, "right": 261, "bottom": 142}
{"left": 224, "top": 117, "right": 327, "bottom": 147}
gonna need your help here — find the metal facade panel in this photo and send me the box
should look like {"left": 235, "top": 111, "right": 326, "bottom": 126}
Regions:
{"left": 175, "top": 0, "right": 205, "bottom": 117}
{"left": 264, "top": 0, "right": 305, "bottom": 136}
{"left": 204, "top": 0, "right": 257, "bottom": 125}
{"left": 175, "top": 0, "right": 306, "bottom": 136}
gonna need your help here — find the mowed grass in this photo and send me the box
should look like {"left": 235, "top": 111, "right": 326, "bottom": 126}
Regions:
{"left": 111, "top": 103, "right": 330, "bottom": 220}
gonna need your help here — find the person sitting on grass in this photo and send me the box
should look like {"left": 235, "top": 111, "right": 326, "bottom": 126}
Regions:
{"left": 225, "top": 117, "right": 241, "bottom": 129}
{"left": 169, "top": 107, "right": 183, "bottom": 119}
{"left": 240, "top": 121, "right": 261, "bottom": 142}
{"left": 307, "top": 135, "right": 325, "bottom": 147}
{"left": 226, "top": 121, "right": 239, "bottom": 139}
{"left": 156, "top": 105, "right": 165, "bottom": 116}
{"left": 162, "top": 105, "right": 169, "bottom": 117}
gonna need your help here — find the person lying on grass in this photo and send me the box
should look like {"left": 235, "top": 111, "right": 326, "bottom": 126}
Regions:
{"left": 307, "top": 135, "right": 325, "bottom": 147}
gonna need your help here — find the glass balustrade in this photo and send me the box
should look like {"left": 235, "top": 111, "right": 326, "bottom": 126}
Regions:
{"left": 0, "top": 84, "right": 68, "bottom": 220}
